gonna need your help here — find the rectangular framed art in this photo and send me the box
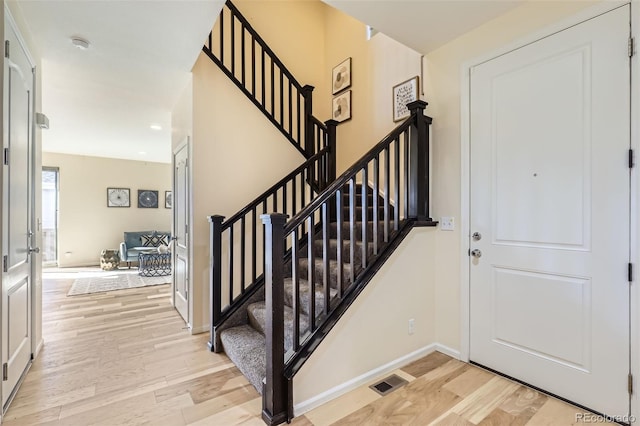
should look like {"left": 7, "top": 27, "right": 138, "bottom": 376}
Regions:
{"left": 138, "top": 190, "right": 159, "bottom": 208}
{"left": 107, "top": 188, "right": 130, "bottom": 208}
{"left": 332, "top": 90, "right": 352, "bottom": 123}
{"left": 165, "top": 191, "right": 172, "bottom": 209}
{"left": 392, "top": 76, "right": 419, "bottom": 122}
{"left": 332, "top": 57, "right": 351, "bottom": 95}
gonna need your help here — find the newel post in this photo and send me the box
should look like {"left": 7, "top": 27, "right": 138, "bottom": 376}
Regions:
{"left": 260, "top": 213, "right": 289, "bottom": 425}
{"left": 407, "top": 100, "right": 433, "bottom": 221}
{"left": 325, "top": 119, "right": 339, "bottom": 221}
{"left": 302, "top": 85, "right": 315, "bottom": 157}
{"left": 208, "top": 215, "right": 225, "bottom": 352}
{"left": 325, "top": 119, "right": 338, "bottom": 185}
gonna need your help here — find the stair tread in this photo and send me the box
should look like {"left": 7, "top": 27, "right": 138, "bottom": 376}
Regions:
{"left": 284, "top": 277, "right": 338, "bottom": 316}
{"left": 248, "top": 302, "right": 310, "bottom": 353}
{"left": 219, "top": 324, "right": 265, "bottom": 394}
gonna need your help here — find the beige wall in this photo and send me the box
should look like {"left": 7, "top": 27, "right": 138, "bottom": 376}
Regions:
{"left": 424, "top": 1, "right": 599, "bottom": 350}
{"left": 42, "top": 153, "right": 171, "bottom": 268}
{"left": 294, "top": 228, "right": 437, "bottom": 409}
{"left": 188, "top": 52, "right": 307, "bottom": 331}
{"left": 323, "top": 6, "right": 423, "bottom": 174}
{"left": 234, "top": 0, "right": 330, "bottom": 119}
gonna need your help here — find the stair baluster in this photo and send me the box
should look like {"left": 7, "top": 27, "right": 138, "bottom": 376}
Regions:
{"left": 203, "top": 1, "right": 324, "bottom": 159}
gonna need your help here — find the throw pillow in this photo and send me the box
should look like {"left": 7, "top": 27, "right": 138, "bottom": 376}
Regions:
{"left": 141, "top": 234, "right": 160, "bottom": 247}
{"left": 157, "top": 234, "right": 170, "bottom": 246}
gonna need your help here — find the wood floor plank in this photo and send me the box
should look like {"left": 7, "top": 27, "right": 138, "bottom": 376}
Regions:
{"left": 400, "top": 351, "right": 451, "bottom": 378}
{"left": 3, "top": 269, "right": 597, "bottom": 425}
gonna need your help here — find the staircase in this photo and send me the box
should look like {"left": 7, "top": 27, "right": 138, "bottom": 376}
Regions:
{"left": 203, "top": 2, "right": 435, "bottom": 424}
{"left": 219, "top": 183, "right": 385, "bottom": 392}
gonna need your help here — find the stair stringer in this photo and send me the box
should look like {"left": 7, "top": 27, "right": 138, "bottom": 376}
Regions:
{"left": 291, "top": 227, "right": 438, "bottom": 415}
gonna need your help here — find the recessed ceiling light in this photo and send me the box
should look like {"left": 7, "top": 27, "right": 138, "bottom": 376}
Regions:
{"left": 70, "top": 36, "right": 90, "bottom": 50}
{"left": 138, "top": 151, "right": 147, "bottom": 155}
{"left": 150, "top": 124, "right": 162, "bottom": 131}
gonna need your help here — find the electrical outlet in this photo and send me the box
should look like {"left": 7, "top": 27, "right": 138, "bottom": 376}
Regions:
{"left": 440, "top": 217, "right": 455, "bottom": 231}
{"left": 408, "top": 319, "right": 415, "bottom": 335}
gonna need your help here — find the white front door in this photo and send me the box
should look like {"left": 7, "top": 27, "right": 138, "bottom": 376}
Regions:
{"left": 469, "top": 5, "right": 630, "bottom": 417}
{"left": 173, "top": 141, "right": 189, "bottom": 323}
{"left": 2, "top": 20, "right": 34, "bottom": 410}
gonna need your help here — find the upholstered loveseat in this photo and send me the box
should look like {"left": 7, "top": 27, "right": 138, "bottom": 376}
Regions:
{"left": 119, "top": 230, "right": 171, "bottom": 268}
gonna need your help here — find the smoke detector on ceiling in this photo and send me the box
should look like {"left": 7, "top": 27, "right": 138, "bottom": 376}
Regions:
{"left": 70, "top": 37, "right": 90, "bottom": 50}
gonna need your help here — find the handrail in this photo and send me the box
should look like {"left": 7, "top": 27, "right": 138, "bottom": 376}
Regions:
{"left": 284, "top": 117, "right": 415, "bottom": 235}
{"left": 203, "top": 0, "right": 327, "bottom": 158}
{"left": 261, "top": 100, "right": 433, "bottom": 424}
{"left": 224, "top": 1, "right": 304, "bottom": 92}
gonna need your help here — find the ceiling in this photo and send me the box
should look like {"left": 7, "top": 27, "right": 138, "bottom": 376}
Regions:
{"left": 323, "top": 0, "right": 526, "bottom": 54}
{"left": 16, "top": 0, "right": 224, "bottom": 164}
{"left": 16, "top": 0, "right": 523, "bottom": 164}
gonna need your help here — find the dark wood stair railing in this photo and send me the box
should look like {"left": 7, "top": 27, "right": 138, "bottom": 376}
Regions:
{"left": 208, "top": 120, "right": 337, "bottom": 353}
{"left": 203, "top": 0, "right": 325, "bottom": 158}
{"left": 261, "top": 101, "right": 435, "bottom": 424}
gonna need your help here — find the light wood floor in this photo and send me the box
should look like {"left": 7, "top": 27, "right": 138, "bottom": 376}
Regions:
{"left": 2, "top": 273, "right": 599, "bottom": 425}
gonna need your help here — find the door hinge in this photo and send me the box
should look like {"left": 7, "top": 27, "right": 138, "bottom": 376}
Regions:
{"left": 630, "top": 149, "right": 634, "bottom": 169}
{"left": 3, "top": 363, "right": 8, "bottom": 381}
{"left": 4, "top": 40, "right": 9, "bottom": 59}
{"left": 3, "top": 148, "right": 8, "bottom": 166}
{"left": 3, "top": 255, "right": 7, "bottom": 273}
{"left": 629, "top": 373, "right": 634, "bottom": 394}
{"left": 629, "top": 263, "right": 633, "bottom": 282}
{"left": 630, "top": 37, "right": 635, "bottom": 58}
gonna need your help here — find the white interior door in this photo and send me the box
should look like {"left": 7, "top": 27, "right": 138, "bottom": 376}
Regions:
{"left": 2, "top": 21, "right": 34, "bottom": 409}
{"left": 469, "top": 5, "right": 630, "bottom": 417}
{"left": 173, "top": 141, "right": 189, "bottom": 323}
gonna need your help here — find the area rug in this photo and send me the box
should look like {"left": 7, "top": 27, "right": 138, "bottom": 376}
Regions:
{"left": 67, "top": 270, "right": 170, "bottom": 296}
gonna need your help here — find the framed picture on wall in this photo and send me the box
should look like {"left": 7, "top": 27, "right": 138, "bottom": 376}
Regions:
{"left": 165, "top": 191, "right": 172, "bottom": 209}
{"left": 332, "top": 57, "right": 351, "bottom": 95}
{"left": 332, "top": 90, "right": 352, "bottom": 123}
{"left": 393, "top": 76, "right": 419, "bottom": 122}
{"left": 107, "top": 188, "right": 130, "bottom": 207}
{"left": 138, "top": 190, "right": 159, "bottom": 208}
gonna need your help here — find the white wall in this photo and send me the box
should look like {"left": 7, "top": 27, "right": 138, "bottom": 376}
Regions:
{"left": 294, "top": 227, "right": 437, "bottom": 411}
{"left": 42, "top": 152, "right": 171, "bottom": 268}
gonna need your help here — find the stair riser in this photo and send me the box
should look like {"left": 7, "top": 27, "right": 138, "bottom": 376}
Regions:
{"left": 329, "top": 222, "right": 387, "bottom": 241}
{"left": 296, "top": 258, "right": 358, "bottom": 290}
{"left": 247, "top": 302, "right": 310, "bottom": 353}
{"left": 312, "top": 239, "right": 374, "bottom": 264}
{"left": 283, "top": 279, "right": 337, "bottom": 317}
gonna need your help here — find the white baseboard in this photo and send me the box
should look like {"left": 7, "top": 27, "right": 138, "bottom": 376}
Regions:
{"left": 34, "top": 339, "right": 44, "bottom": 358}
{"left": 434, "top": 343, "right": 461, "bottom": 360}
{"left": 189, "top": 324, "right": 209, "bottom": 335}
{"left": 294, "top": 343, "right": 438, "bottom": 416}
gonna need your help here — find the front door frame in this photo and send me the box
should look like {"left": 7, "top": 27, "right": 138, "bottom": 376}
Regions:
{"left": 459, "top": 0, "right": 638, "bottom": 419}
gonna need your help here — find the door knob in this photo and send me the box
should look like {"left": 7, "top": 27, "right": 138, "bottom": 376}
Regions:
{"left": 472, "top": 232, "right": 482, "bottom": 241}
{"left": 471, "top": 249, "right": 482, "bottom": 258}
{"left": 28, "top": 247, "right": 40, "bottom": 254}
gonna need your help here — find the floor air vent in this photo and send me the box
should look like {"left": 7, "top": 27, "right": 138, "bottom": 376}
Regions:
{"left": 369, "top": 374, "right": 408, "bottom": 396}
